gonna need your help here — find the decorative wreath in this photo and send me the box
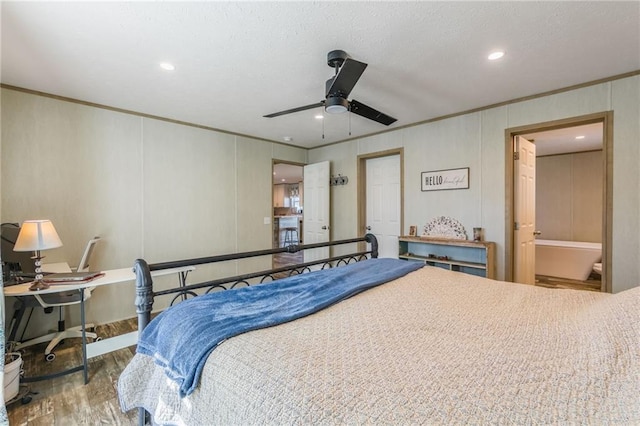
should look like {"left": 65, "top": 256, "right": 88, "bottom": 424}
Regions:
{"left": 422, "top": 216, "right": 467, "bottom": 240}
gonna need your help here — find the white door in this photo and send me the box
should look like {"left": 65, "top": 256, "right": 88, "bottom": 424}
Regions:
{"left": 303, "top": 161, "right": 330, "bottom": 264}
{"left": 514, "top": 136, "right": 536, "bottom": 285}
{"left": 365, "top": 155, "right": 401, "bottom": 258}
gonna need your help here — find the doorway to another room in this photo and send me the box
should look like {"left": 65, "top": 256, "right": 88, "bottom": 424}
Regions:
{"left": 506, "top": 112, "right": 612, "bottom": 292}
{"left": 272, "top": 162, "right": 304, "bottom": 271}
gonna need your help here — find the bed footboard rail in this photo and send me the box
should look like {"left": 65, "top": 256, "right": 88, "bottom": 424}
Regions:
{"left": 133, "top": 233, "right": 378, "bottom": 333}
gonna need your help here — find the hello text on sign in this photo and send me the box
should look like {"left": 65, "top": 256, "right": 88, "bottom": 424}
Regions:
{"left": 421, "top": 167, "right": 469, "bottom": 191}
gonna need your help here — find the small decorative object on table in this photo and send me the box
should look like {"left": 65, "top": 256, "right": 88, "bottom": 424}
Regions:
{"left": 473, "top": 227, "right": 483, "bottom": 242}
{"left": 427, "top": 254, "right": 449, "bottom": 261}
{"left": 409, "top": 225, "right": 417, "bottom": 237}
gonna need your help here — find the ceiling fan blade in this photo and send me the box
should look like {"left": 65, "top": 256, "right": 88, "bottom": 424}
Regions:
{"left": 264, "top": 101, "right": 324, "bottom": 118}
{"left": 326, "top": 58, "right": 367, "bottom": 98}
{"left": 349, "top": 99, "right": 397, "bottom": 126}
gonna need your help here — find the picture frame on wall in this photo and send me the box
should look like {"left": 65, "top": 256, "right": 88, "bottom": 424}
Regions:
{"left": 421, "top": 167, "right": 469, "bottom": 191}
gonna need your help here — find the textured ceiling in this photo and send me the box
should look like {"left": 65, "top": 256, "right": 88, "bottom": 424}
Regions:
{"left": 2, "top": 2, "right": 639, "bottom": 149}
{"left": 523, "top": 123, "right": 603, "bottom": 157}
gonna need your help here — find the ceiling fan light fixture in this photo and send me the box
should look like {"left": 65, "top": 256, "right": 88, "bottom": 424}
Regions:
{"left": 325, "top": 96, "right": 348, "bottom": 114}
{"left": 488, "top": 51, "right": 505, "bottom": 61}
{"left": 264, "top": 50, "right": 395, "bottom": 126}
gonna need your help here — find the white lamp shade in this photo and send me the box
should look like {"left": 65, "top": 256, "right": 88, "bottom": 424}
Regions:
{"left": 13, "top": 220, "right": 63, "bottom": 252}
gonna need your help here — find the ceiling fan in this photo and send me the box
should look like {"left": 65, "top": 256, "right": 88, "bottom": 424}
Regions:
{"left": 264, "top": 50, "right": 397, "bottom": 126}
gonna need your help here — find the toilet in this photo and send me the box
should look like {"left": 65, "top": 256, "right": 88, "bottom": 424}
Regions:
{"left": 592, "top": 262, "right": 602, "bottom": 276}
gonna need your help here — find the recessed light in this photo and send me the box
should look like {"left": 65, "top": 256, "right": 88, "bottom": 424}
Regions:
{"left": 281, "top": 178, "right": 286, "bottom": 182}
{"left": 315, "top": 115, "right": 324, "bottom": 120}
{"left": 488, "top": 51, "right": 505, "bottom": 61}
{"left": 283, "top": 136, "right": 293, "bottom": 142}
{"left": 575, "top": 135, "right": 585, "bottom": 140}
{"left": 159, "top": 62, "right": 175, "bottom": 71}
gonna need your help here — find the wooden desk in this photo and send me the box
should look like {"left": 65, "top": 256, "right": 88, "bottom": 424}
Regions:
{"left": 4, "top": 266, "right": 194, "bottom": 384}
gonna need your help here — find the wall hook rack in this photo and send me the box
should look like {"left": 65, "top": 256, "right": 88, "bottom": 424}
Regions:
{"left": 330, "top": 174, "right": 349, "bottom": 186}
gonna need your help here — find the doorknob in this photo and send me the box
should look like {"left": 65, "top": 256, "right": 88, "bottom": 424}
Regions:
{"left": 533, "top": 230, "right": 542, "bottom": 236}
{"left": 321, "top": 225, "right": 328, "bottom": 230}
{"left": 366, "top": 226, "right": 372, "bottom": 231}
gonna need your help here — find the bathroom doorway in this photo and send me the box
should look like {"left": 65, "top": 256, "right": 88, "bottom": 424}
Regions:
{"left": 505, "top": 112, "right": 613, "bottom": 292}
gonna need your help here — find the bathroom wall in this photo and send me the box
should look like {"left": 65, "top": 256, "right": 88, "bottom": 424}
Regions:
{"left": 536, "top": 151, "right": 603, "bottom": 242}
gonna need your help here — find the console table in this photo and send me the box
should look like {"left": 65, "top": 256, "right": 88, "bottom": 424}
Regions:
{"left": 398, "top": 236, "right": 495, "bottom": 279}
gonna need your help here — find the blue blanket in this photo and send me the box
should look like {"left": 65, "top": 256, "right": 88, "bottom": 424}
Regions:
{"left": 137, "top": 257, "right": 423, "bottom": 397}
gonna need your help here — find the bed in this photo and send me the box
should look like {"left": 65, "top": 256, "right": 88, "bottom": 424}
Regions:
{"left": 117, "top": 234, "right": 640, "bottom": 425}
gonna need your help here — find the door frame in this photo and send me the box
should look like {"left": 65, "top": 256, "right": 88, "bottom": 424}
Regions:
{"left": 504, "top": 111, "right": 613, "bottom": 292}
{"left": 357, "top": 148, "right": 405, "bottom": 239}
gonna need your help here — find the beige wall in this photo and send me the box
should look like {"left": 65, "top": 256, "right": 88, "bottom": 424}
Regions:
{"left": 536, "top": 151, "right": 603, "bottom": 242}
{"left": 1, "top": 88, "right": 306, "bottom": 337}
{"left": 310, "top": 75, "right": 640, "bottom": 293}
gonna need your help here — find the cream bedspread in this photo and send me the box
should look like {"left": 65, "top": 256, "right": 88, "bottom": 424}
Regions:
{"left": 118, "top": 266, "right": 640, "bottom": 425}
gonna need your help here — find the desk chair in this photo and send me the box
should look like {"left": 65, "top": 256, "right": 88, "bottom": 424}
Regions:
{"left": 15, "top": 237, "right": 101, "bottom": 361}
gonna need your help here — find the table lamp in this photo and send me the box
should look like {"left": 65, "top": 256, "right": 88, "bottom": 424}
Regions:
{"left": 13, "top": 219, "right": 63, "bottom": 291}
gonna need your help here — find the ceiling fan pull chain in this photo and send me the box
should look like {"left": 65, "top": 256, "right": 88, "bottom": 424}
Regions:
{"left": 322, "top": 113, "right": 325, "bottom": 139}
{"left": 349, "top": 110, "right": 352, "bottom": 136}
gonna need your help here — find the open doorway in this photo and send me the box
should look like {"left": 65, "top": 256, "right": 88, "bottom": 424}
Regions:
{"left": 272, "top": 162, "right": 304, "bottom": 270}
{"left": 505, "top": 112, "right": 613, "bottom": 292}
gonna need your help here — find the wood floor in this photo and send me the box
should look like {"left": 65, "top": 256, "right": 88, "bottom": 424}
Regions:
{"left": 272, "top": 251, "right": 304, "bottom": 279}
{"left": 272, "top": 251, "right": 303, "bottom": 268}
{"left": 535, "top": 274, "right": 602, "bottom": 292}
{"left": 6, "top": 319, "right": 138, "bottom": 425}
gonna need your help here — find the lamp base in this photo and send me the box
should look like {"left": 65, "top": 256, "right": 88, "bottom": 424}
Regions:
{"left": 29, "top": 279, "right": 50, "bottom": 291}
{"left": 28, "top": 251, "right": 50, "bottom": 291}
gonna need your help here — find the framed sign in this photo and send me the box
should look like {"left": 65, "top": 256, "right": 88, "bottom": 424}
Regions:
{"left": 421, "top": 167, "right": 469, "bottom": 191}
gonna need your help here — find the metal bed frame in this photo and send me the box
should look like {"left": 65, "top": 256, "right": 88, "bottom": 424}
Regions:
{"left": 131, "top": 234, "right": 378, "bottom": 424}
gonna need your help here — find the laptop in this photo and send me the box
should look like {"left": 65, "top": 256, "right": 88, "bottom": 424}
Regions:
{"left": 42, "top": 271, "right": 104, "bottom": 284}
